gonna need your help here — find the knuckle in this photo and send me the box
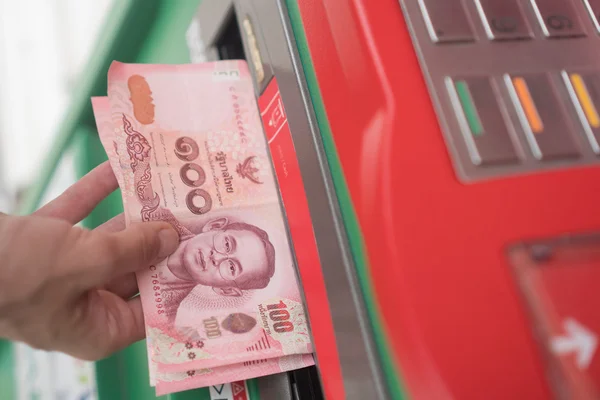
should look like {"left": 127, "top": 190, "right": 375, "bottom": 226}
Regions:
{"left": 0, "top": 218, "right": 56, "bottom": 308}
{"left": 93, "top": 233, "right": 122, "bottom": 269}
{"left": 21, "top": 312, "right": 62, "bottom": 353}
{"left": 135, "top": 226, "right": 160, "bottom": 263}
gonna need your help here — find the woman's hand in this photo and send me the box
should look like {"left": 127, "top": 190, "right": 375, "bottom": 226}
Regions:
{"left": 0, "top": 162, "right": 178, "bottom": 360}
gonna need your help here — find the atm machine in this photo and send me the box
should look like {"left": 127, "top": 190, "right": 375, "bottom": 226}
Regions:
{"left": 188, "top": 1, "right": 600, "bottom": 399}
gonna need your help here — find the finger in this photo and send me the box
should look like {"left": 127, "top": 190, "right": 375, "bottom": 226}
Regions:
{"left": 71, "top": 290, "right": 145, "bottom": 360}
{"left": 98, "top": 293, "right": 145, "bottom": 358}
{"left": 104, "top": 273, "right": 138, "bottom": 299}
{"left": 94, "top": 213, "right": 126, "bottom": 234}
{"left": 82, "top": 222, "right": 179, "bottom": 284}
{"left": 34, "top": 162, "right": 118, "bottom": 224}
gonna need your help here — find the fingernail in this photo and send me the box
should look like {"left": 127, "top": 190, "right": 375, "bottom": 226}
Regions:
{"left": 158, "top": 228, "right": 179, "bottom": 259}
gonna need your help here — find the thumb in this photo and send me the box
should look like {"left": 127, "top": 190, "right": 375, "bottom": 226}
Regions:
{"left": 83, "top": 221, "right": 179, "bottom": 283}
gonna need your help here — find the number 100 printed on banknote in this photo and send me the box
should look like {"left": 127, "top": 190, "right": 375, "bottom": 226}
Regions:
{"left": 93, "top": 60, "right": 314, "bottom": 389}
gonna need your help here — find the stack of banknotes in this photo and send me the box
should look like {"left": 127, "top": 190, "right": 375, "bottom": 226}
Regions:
{"left": 91, "top": 60, "right": 314, "bottom": 395}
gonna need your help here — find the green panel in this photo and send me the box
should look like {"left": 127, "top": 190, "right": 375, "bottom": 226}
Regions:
{"left": 136, "top": 0, "right": 202, "bottom": 64}
{"left": 246, "top": 378, "right": 260, "bottom": 399}
{"left": 0, "top": 340, "right": 16, "bottom": 400}
{"left": 284, "top": 1, "right": 408, "bottom": 399}
{"left": 118, "top": 341, "right": 158, "bottom": 400}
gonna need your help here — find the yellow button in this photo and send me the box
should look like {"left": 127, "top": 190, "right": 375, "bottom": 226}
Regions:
{"left": 569, "top": 73, "right": 600, "bottom": 128}
{"left": 563, "top": 70, "right": 600, "bottom": 154}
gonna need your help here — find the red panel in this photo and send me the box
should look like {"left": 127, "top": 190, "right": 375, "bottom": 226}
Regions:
{"left": 297, "top": 0, "right": 600, "bottom": 399}
{"left": 512, "top": 241, "right": 600, "bottom": 399}
{"left": 259, "top": 80, "right": 344, "bottom": 400}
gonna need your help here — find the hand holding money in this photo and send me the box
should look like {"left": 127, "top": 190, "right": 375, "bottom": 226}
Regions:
{"left": 0, "top": 59, "right": 312, "bottom": 396}
{"left": 0, "top": 163, "right": 179, "bottom": 360}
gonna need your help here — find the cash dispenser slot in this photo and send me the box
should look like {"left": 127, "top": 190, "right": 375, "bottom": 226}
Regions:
{"left": 232, "top": 1, "right": 274, "bottom": 95}
{"left": 256, "top": 368, "right": 325, "bottom": 400}
{"left": 190, "top": 0, "right": 273, "bottom": 93}
{"left": 215, "top": 11, "right": 246, "bottom": 61}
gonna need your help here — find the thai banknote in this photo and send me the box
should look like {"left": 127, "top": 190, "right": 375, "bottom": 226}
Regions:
{"left": 92, "top": 96, "right": 158, "bottom": 384}
{"left": 92, "top": 96, "right": 314, "bottom": 393}
{"left": 92, "top": 60, "right": 314, "bottom": 392}
{"left": 155, "top": 354, "right": 314, "bottom": 395}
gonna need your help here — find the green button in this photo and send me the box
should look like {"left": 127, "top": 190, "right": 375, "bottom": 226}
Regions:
{"left": 455, "top": 80, "right": 484, "bottom": 136}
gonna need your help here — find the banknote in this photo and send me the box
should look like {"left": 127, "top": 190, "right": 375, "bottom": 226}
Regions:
{"left": 102, "top": 61, "right": 313, "bottom": 374}
{"left": 92, "top": 97, "right": 121, "bottom": 186}
{"left": 92, "top": 90, "right": 314, "bottom": 394}
{"left": 92, "top": 96, "right": 157, "bottom": 384}
{"left": 92, "top": 97, "right": 132, "bottom": 225}
{"left": 155, "top": 353, "right": 314, "bottom": 396}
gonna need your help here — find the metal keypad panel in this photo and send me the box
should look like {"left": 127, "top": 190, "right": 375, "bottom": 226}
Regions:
{"left": 474, "top": 0, "right": 533, "bottom": 41}
{"left": 401, "top": 0, "right": 600, "bottom": 182}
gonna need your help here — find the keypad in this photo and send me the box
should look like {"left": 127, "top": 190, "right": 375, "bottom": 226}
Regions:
{"left": 402, "top": 0, "right": 600, "bottom": 182}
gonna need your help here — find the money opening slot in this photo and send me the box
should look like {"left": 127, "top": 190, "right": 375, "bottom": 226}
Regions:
{"left": 215, "top": 10, "right": 246, "bottom": 61}
{"left": 289, "top": 367, "right": 325, "bottom": 400}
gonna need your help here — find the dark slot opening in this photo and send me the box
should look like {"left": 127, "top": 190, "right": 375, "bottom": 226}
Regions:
{"left": 290, "top": 366, "right": 325, "bottom": 400}
{"left": 215, "top": 11, "right": 246, "bottom": 61}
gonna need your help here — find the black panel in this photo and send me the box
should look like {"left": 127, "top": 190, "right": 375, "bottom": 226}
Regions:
{"left": 290, "top": 367, "right": 324, "bottom": 400}
{"left": 215, "top": 12, "right": 246, "bottom": 61}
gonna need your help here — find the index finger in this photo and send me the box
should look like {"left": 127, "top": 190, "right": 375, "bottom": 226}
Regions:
{"left": 34, "top": 162, "right": 118, "bottom": 224}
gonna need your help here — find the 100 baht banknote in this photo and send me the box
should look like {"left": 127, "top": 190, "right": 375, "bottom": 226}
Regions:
{"left": 98, "top": 61, "right": 313, "bottom": 376}
{"left": 92, "top": 94, "right": 314, "bottom": 394}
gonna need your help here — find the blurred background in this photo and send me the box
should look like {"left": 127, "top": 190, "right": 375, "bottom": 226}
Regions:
{"left": 0, "top": 0, "right": 114, "bottom": 213}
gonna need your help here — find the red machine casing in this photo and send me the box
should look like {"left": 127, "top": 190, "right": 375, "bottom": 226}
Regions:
{"left": 297, "top": 0, "right": 600, "bottom": 399}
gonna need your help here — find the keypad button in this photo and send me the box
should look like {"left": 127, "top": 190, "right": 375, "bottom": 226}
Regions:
{"left": 506, "top": 73, "right": 580, "bottom": 160}
{"left": 530, "top": 0, "right": 586, "bottom": 38}
{"left": 418, "top": 0, "right": 475, "bottom": 43}
{"left": 563, "top": 70, "right": 600, "bottom": 154}
{"left": 447, "top": 76, "right": 519, "bottom": 165}
{"left": 583, "top": 0, "right": 600, "bottom": 33}
{"left": 474, "top": 0, "right": 533, "bottom": 40}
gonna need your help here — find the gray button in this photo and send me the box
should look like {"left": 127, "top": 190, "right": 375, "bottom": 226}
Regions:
{"left": 418, "top": 0, "right": 475, "bottom": 43}
{"left": 474, "top": 0, "right": 533, "bottom": 40}
{"left": 530, "top": 0, "right": 586, "bottom": 38}
{"left": 446, "top": 76, "right": 519, "bottom": 166}
{"left": 583, "top": 0, "right": 600, "bottom": 33}
{"left": 505, "top": 73, "right": 580, "bottom": 160}
{"left": 562, "top": 70, "right": 600, "bottom": 154}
